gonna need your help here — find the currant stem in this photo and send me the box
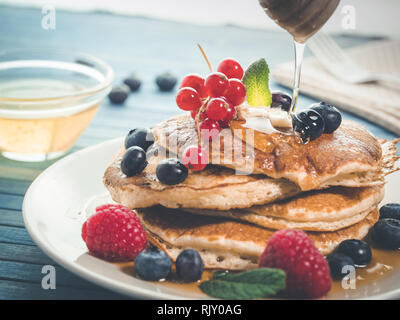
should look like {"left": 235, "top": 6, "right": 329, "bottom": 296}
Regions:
{"left": 197, "top": 44, "right": 213, "bottom": 73}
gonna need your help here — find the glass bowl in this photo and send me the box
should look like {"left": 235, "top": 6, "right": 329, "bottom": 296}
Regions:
{"left": 0, "top": 49, "right": 114, "bottom": 162}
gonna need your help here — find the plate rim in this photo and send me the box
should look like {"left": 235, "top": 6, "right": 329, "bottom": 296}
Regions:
{"left": 22, "top": 138, "right": 400, "bottom": 300}
{"left": 22, "top": 137, "right": 195, "bottom": 300}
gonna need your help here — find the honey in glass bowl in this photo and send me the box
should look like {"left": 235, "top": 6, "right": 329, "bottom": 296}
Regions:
{"left": 0, "top": 50, "right": 113, "bottom": 162}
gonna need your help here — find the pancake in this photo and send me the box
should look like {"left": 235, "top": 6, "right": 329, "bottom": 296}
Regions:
{"left": 104, "top": 144, "right": 301, "bottom": 210}
{"left": 137, "top": 206, "right": 379, "bottom": 270}
{"left": 186, "top": 185, "right": 384, "bottom": 231}
{"left": 152, "top": 114, "right": 399, "bottom": 191}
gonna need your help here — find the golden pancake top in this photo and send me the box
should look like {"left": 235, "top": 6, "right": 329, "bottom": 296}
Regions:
{"left": 104, "top": 144, "right": 299, "bottom": 192}
{"left": 103, "top": 143, "right": 302, "bottom": 210}
{"left": 152, "top": 114, "right": 397, "bottom": 190}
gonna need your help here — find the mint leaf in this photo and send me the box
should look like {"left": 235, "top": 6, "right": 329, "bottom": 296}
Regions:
{"left": 242, "top": 58, "right": 272, "bottom": 107}
{"left": 199, "top": 268, "right": 285, "bottom": 300}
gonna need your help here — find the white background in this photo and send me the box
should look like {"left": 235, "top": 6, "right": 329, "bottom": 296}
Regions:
{"left": 1, "top": 0, "right": 399, "bottom": 38}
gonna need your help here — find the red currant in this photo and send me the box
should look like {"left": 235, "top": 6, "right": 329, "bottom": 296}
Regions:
{"left": 219, "top": 104, "right": 236, "bottom": 128}
{"left": 199, "top": 118, "right": 221, "bottom": 141}
{"left": 217, "top": 58, "right": 244, "bottom": 79}
{"left": 205, "top": 72, "right": 229, "bottom": 98}
{"left": 206, "top": 98, "right": 229, "bottom": 121}
{"left": 190, "top": 108, "right": 207, "bottom": 121}
{"left": 180, "top": 74, "right": 207, "bottom": 99}
{"left": 199, "top": 109, "right": 207, "bottom": 121}
{"left": 225, "top": 79, "right": 246, "bottom": 106}
{"left": 200, "top": 109, "right": 208, "bottom": 121}
{"left": 176, "top": 87, "right": 201, "bottom": 111}
{"left": 181, "top": 145, "right": 208, "bottom": 171}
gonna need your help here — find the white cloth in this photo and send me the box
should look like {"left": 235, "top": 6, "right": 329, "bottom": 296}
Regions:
{"left": 272, "top": 40, "right": 400, "bottom": 134}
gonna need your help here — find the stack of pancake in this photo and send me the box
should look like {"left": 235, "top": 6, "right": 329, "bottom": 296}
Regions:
{"left": 104, "top": 112, "right": 399, "bottom": 270}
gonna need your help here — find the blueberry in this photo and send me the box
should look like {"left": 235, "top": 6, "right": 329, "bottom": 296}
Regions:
{"left": 335, "top": 239, "right": 372, "bottom": 266}
{"left": 108, "top": 84, "right": 130, "bottom": 104}
{"left": 123, "top": 74, "right": 142, "bottom": 92}
{"left": 176, "top": 249, "right": 204, "bottom": 282}
{"left": 371, "top": 218, "right": 400, "bottom": 249}
{"left": 121, "top": 146, "right": 147, "bottom": 177}
{"left": 310, "top": 102, "right": 342, "bottom": 134}
{"left": 271, "top": 91, "right": 292, "bottom": 112}
{"left": 156, "top": 158, "right": 188, "bottom": 185}
{"left": 134, "top": 247, "right": 172, "bottom": 281}
{"left": 379, "top": 203, "right": 400, "bottom": 221}
{"left": 291, "top": 109, "right": 325, "bottom": 143}
{"left": 155, "top": 72, "right": 177, "bottom": 92}
{"left": 326, "top": 252, "right": 355, "bottom": 279}
{"left": 124, "top": 128, "right": 154, "bottom": 151}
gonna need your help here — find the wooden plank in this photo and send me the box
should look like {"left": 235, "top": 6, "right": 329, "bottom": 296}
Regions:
{"left": 89, "top": 115, "right": 157, "bottom": 130}
{"left": 89, "top": 120, "right": 141, "bottom": 131}
{"left": 0, "top": 166, "right": 42, "bottom": 182}
{"left": 0, "top": 179, "right": 30, "bottom": 196}
{"left": 0, "top": 226, "right": 34, "bottom": 246}
{"left": 94, "top": 106, "right": 178, "bottom": 121}
{"left": 0, "top": 279, "right": 126, "bottom": 300}
{"left": 0, "top": 155, "right": 56, "bottom": 171}
{"left": 74, "top": 136, "right": 105, "bottom": 149}
{"left": 93, "top": 110, "right": 179, "bottom": 126}
{"left": 0, "top": 208, "right": 24, "bottom": 228}
{"left": 0, "top": 260, "right": 103, "bottom": 290}
{"left": 0, "top": 243, "right": 55, "bottom": 265}
{"left": 82, "top": 126, "right": 126, "bottom": 140}
{"left": 0, "top": 194, "right": 23, "bottom": 211}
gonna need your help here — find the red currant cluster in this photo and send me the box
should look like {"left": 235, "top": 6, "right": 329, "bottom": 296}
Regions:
{"left": 176, "top": 58, "right": 246, "bottom": 138}
{"left": 176, "top": 58, "right": 246, "bottom": 172}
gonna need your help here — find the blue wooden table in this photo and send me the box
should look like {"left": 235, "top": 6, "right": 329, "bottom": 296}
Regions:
{"left": 0, "top": 5, "right": 397, "bottom": 299}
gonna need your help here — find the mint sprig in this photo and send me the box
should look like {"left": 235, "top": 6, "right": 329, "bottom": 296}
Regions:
{"left": 199, "top": 268, "right": 286, "bottom": 299}
{"left": 242, "top": 58, "right": 272, "bottom": 107}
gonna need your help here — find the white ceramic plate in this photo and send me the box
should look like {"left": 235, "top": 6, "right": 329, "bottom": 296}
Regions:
{"left": 23, "top": 138, "right": 400, "bottom": 300}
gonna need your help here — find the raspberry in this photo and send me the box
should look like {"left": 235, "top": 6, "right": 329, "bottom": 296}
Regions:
{"left": 82, "top": 204, "right": 147, "bottom": 261}
{"left": 259, "top": 229, "right": 331, "bottom": 299}
{"left": 81, "top": 221, "right": 87, "bottom": 242}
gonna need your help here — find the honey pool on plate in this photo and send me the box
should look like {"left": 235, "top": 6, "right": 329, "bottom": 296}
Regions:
{"left": 115, "top": 242, "right": 400, "bottom": 299}
{"left": 84, "top": 193, "right": 400, "bottom": 298}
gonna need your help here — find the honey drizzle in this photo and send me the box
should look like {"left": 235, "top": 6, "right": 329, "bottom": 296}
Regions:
{"left": 114, "top": 243, "right": 400, "bottom": 299}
